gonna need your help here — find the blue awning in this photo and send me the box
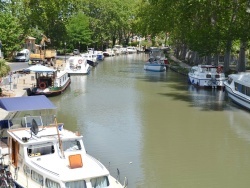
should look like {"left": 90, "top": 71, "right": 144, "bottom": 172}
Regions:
{"left": 0, "top": 96, "right": 56, "bottom": 112}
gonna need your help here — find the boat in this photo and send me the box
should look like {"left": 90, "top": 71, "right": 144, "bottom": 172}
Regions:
{"left": 224, "top": 72, "right": 250, "bottom": 110}
{"left": 126, "top": 46, "right": 137, "bottom": 54}
{"left": 103, "top": 49, "right": 115, "bottom": 57}
{"left": 0, "top": 96, "right": 128, "bottom": 188}
{"left": 188, "top": 65, "right": 227, "bottom": 88}
{"left": 65, "top": 56, "right": 90, "bottom": 74}
{"left": 81, "top": 53, "right": 98, "bottom": 67}
{"left": 27, "top": 65, "right": 71, "bottom": 97}
{"left": 144, "top": 48, "right": 166, "bottom": 72}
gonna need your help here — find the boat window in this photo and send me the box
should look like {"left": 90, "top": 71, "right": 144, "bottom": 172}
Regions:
{"left": 62, "top": 140, "right": 82, "bottom": 152}
{"left": 246, "top": 87, "right": 250, "bottom": 96}
{"left": 227, "top": 77, "right": 233, "bottom": 84}
{"left": 65, "top": 180, "right": 87, "bottom": 188}
{"left": 31, "top": 170, "right": 43, "bottom": 185}
{"left": 45, "top": 178, "right": 61, "bottom": 188}
{"left": 27, "top": 143, "right": 55, "bottom": 157}
{"left": 90, "top": 176, "right": 109, "bottom": 188}
{"left": 206, "top": 74, "right": 211, "bottom": 78}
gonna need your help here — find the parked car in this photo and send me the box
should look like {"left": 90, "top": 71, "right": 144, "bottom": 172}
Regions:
{"left": 73, "top": 49, "right": 80, "bottom": 55}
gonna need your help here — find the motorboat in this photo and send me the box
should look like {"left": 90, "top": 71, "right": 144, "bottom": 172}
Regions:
{"left": 144, "top": 48, "right": 166, "bottom": 72}
{"left": 103, "top": 49, "right": 115, "bottom": 57}
{"left": 126, "top": 46, "right": 137, "bottom": 54}
{"left": 81, "top": 53, "right": 98, "bottom": 67}
{"left": 188, "top": 65, "right": 227, "bottom": 88}
{"left": 0, "top": 96, "right": 128, "bottom": 188}
{"left": 144, "top": 57, "right": 166, "bottom": 72}
{"left": 224, "top": 72, "right": 250, "bottom": 110}
{"left": 27, "top": 65, "right": 71, "bottom": 97}
{"left": 65, "top": 56, "right": 90, "bottom": 75}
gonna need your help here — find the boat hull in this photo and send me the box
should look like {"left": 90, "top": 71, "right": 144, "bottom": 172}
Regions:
{"left": 30, "top": 79, "right": 71, "bottom": 97}
{"left": 188, "top": 75, "right": 225, "bottom": 88}
{"left": 224, "top": 82, "right": 250, "bottom": 110}
{"left": 144, "top": 63, "right": 166, "bottom": 72}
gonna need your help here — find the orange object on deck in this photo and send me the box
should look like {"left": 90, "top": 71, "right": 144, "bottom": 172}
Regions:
{"left": 68, "top": 154, "right": 83, "bottom": 169}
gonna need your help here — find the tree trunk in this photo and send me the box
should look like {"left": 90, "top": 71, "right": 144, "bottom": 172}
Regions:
{"left": 238, "top": 40, "right": 247, "bottom": 72}
{"left": 224, "top": 40, "right": 232, "bottom": 73}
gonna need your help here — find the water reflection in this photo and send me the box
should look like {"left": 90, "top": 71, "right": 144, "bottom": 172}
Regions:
{"left": 47, "top": 54, "right": 250, "bottom": 188}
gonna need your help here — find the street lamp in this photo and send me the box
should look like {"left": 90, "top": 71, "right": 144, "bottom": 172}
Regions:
{"left": 64, "top": 42, "right": 66, "bottom": 63}
{"left": 79, "top": 41, "right": 80, "bottom": 53}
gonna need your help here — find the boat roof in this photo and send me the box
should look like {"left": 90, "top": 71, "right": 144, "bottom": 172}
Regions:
{"left": 229, "top": 72, "right": 250, "bottom": 87}
{"left": 8, "top": 126, "right": 81, "bottom": 145}
{"left": 27, "top": 65, "right": 56, "bottom": 73}
{"left": 0, "top": 96, "right": 56, "bottom": 112}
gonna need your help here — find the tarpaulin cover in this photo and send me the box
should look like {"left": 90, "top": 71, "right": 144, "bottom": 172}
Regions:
{"left": 27, "top": 65, "right": 56, "bottom": 73}
{"left": 0, "top": 95, "right": 56, "bottom": 112}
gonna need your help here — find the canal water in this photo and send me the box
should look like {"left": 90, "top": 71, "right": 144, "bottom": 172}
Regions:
{"left": 50, "top": 53, "right": 250, "bottom": 188}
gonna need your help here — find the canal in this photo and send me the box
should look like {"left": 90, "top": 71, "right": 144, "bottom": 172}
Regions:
{"left": 50, "top": 53, "right": 250, "bottom": 188}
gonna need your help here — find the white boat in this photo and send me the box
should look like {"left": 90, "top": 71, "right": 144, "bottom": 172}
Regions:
{"left": 113, "top": 45, "right": 122, "bottom": 55}
{"left": 188, "top": 65, "right": 227, "bottom": 88}
{"left": 144, "top": 48, "right": 166, "bottom": 72}
{"left": 65, "top": 56, "right": 90, "bottom": 75}
{"left": 126, "top": 47, "right": 137, "bottom": 54}
{"left": 27, "top": 65, "right": 71, "bottom": 97}
{"left": 224, "top": 72, "right": 250, "bottom": 110}
{"left": 144, "top": 57, "right": 166, "bottom": 72}
{"left": 81, "top": 53, "right": 98, "bottom": 67}
{"left": 103, "top": 49, "right": 115, "bottom": 57}
{"left": 0, "top": 96, "right": 127, "bottom": 188}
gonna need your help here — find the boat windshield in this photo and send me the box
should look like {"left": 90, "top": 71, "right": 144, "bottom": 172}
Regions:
{"left": 90, "top": 176, "right": 109, "bottom": 188}
{"left": 62, "top": 140, "right": 82, "bottom": 151}
{"left": 65, "top": 180, "right": 87, "bottom": 188}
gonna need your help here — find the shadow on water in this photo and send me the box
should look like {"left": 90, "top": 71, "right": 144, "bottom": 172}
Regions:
{"left": 136, "top": 68, "right": 235, "bottom": 111}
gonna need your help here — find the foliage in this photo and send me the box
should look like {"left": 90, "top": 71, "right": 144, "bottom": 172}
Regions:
{"left": 0, "top": 59, "right": 11, "bottom": 77}
{"left": 66, "top": 12, "right": 92, "bottom": 50}
{"left": 0, "top": 11, "right": 24, "bottom": 59}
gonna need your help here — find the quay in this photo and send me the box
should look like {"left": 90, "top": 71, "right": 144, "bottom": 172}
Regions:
{"left": 0, "top": 72, "right": 36, "bottom": 120}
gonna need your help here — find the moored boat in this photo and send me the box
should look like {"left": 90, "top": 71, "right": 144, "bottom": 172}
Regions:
{"left": 224, "top": 72, "right": 250, "bottom": 110}
{"left": 144, "top": 57, "right": 166, "bottom": 72}
{"left": 65, "top": 56, "right": 90, "bottom": 74}
{"left": 0, "top": 96, "right": 128, "bottom": 188}
{"left": 144, "top": 47, "right": 166, "bottom": 72}
{"left": 188, "top": 65, "right": 227, "bottom": 88}
{"left": 28, "top": 65, "right": 71, "bottom": 97}
{"left": 81, "top": 53, "right": 98, "bottom": 67}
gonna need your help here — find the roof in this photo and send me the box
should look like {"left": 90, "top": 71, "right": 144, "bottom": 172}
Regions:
{"left": 27, "top": 65, "right": 56, "bottom": 73}
{"left": 0, "top": 96, "right": 56, "bottom": 112}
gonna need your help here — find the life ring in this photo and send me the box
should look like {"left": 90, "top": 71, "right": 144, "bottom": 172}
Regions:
{"left": 78, "top": 59, "right": 83, "bottom": 64}
{"left": 39, "top": 82, "right": 46, "bottom": 89}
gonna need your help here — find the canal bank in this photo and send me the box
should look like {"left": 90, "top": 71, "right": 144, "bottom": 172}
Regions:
{"left": 0, "top": 72, "right": 36, "bottom": 120}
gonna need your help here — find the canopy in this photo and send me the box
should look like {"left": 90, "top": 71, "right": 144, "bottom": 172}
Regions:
{"left": 27, "top": 65, "right": 56, "bottom": 73}
{"left": 0, "top": 95, "right": 56, "bottom": 112}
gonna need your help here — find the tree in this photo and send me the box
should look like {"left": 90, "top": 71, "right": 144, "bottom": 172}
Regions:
{"left": 0, "top": 12, "right": 23, "bottom": 59}
{"left": 66, "top": 12, "right": 92, "bottom": 50}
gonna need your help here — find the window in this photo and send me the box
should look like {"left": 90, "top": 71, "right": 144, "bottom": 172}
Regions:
{"left": 31, "top": 170, "right": 43, "bottom": 185}
{"left": 45, "top": 178, "right": 60, "bottom": 188}
{"left": 27, "top": 143, "right": 54, "bottom": 157}
{"left": 62, "top": 140, "right": 82, "bottom": 152}
{"left": 65, "top": 180, "right": 87, "bottom": 188}
{"left": 90, "top": 176, "right": 109, "bottom": 188}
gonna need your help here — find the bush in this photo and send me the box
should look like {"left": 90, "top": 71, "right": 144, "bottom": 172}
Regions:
{"left": 0, "top": 59, "right": 11, "bottom": 77}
